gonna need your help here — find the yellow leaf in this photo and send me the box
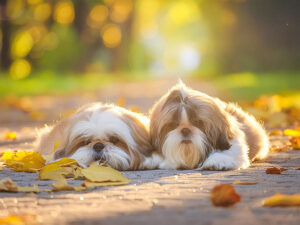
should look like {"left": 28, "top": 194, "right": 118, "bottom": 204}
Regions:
{"left": 0, "top": 178, "right": 18, "bottom": 192}
{"left": 284, "top": 129, "right": 300, "bottom": 137}
{"left": 268, "top": 130, "right": 282, "bottom": 136}
{"left": 48, "top": 158, "right": 78, "bottom": 167}
{"left": 51, "top": 179, "right": 75, "bottom": 191}
{"left": 53, "top": 141, "right": 61, "bottom": 152}
{"left": 0, "top": 215, "right": 24, "bottom": 224}
{"left": 233, "top": 181, "right": 258, "bottom": 185}
{"left": 18, "top": 183, "right": 39, "bottom": 193}
{"left": 39, "top": 164, "right": 70, "bottom": 180}
{"left": 263, "top": 193, "right": 300, "bottom": 207}
{"left": 3, "top": 132, "right": 17, "bottom": 141}
{"left": 39, "top": 158, "right": 79, "bottom": 180}
{"left": 2, "top": 151, "right": 45, "bottom": 173}
{"left": 81, "top": 165, "right": 130, "bottom": 183}
{"left": 82, "top": 180, "right": 130, "bottom": 187}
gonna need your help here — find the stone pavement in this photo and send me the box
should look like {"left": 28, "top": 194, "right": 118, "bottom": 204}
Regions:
{"left": 1, "top": 79, "right": 300, "bottom": 225}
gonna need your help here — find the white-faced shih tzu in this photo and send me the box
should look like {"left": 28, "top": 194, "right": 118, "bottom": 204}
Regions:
{"left": 149, "top": 82, "right": 269, "bottom": 170}
{"left": 36, "top": 103, "right": 153, "bottom": 170}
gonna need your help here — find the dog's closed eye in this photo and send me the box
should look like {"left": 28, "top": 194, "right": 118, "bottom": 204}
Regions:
{"left": 109, "top": 136, "right": 119, "bottom": 144}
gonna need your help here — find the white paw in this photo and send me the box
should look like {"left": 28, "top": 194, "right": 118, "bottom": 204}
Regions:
{"left": 197, "top": 153, "right": 246, "bottom": 171}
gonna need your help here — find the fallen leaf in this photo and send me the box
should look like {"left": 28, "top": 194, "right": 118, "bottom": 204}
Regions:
{"left": 290, "top": 137, "right": 300, "bottom": 150}
{"left": 233, "top": 181, "right": 258, "bottom": 185}
{"left": 81, "top": 165, "right": 130, "bottom": 183}
{"left": 53, "top": 141, "right": 61, "bottom": 152}
{"left": 284, "top": 129, "right": 300, "bottom": 137}
{"left": 296, "top": 168, "right": 300, "bottom": 170}
{"left": 18, "top": 183, "right": 39, "bottom": 193}
{"left": 263, "top": 193, "right": 300, "bottom": 207}
{"left": 82, "top": 180, "right": 130, "bottom": 187}
{"left": 210, "top": 184, "right": 241, "bottom": 207}
{"left": 3, "top": 132, "right": 17, "bottom": 141}
{"left": 51, "top": 179, "right": 86, "bottom": 192}
{"left": 0, "top": 215, "right": 24, "bottom": 224}
{"left": 265, "top": 167, "right": 287, "bottom": 174}
{"left": 51, "top": 179, "right": 75, "bottom": 191}
{"left": 2, "top": 151, "right": 45, "bottom": 173}
{"left": 39, "top": 158, "right": 79, "bottom": 180}
{"left": 268, "top": 130, "right": 283, "bottom": 136}
{"left": 39, "top": 164, "right": 71, "bottom": 180}
{"left": 0, "top": 178, "right": 18, "bottom": 192}
{"left": 270, "top": 145, "right": 289, "bottom": 153}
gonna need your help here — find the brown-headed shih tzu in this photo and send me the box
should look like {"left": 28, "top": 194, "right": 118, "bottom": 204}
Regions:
{"left": 149, "top": 82, "right": 269, "bottom": 170}
{"left": 35, "top": 103, "right": 154, "bottom": 170}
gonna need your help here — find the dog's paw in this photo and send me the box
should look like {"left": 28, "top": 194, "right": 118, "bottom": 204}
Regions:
{"left": 197, "top": 153, "right": 245, "bottom": 171}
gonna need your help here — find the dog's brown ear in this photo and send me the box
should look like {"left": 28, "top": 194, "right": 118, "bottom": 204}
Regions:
{"left": 54, "top": 148, "right": 65, "bottom": 160}
{"left": 215, "top": 134, "right": 232, "bottom": 150}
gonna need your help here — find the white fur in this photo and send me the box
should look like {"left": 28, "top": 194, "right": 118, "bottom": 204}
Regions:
{"left": 197, "top": 118, "right": 250, "bottom": 170}
{"left": 159, "top": 128, "right": 208, "bottom": 169}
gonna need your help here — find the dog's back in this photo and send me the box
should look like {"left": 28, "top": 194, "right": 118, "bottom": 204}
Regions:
{"left": 225, "top": 103, "right": 269, "bottom": 161}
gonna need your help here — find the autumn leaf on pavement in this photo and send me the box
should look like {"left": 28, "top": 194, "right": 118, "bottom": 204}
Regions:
{"left": 289, "top": 137, "right": 300, "bottom": 150}
{"left": 51, "top": 179, "right": 86, "bottom": 192}
{"left": 265, "top": 167, "right": 287, "bottom": 174}
{"left": 210, "top": 184, "right": 241, "bottom": 207}
{"left": 233, "top": 181, "right": 258, "bottom": 185}
{"left": 0, "top": 215, "right": 24, "bottom": 224}
{"left": 2, "top": 151, "right": 45, "bottom": 173}
{"left": 0, "top": 178, "right": 18, "bottom": 192}
{"left": 284, "top": 129, "right": 300, "bottom": 137}
{"left": 263, "top": 193, "right": 300, "bottom": 207}
{"left": 270, "top": 145, "right": 289, "bottom": 153}
{"left": 268, "top": 130, "right": 283, "bottom": 136}
{"left": 81, "top": 165, "right": 130, "bottom": 183}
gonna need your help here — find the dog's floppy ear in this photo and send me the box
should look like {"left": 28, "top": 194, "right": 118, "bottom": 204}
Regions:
{"left": 54, "top": 148, "right": 66, "bottom": 159}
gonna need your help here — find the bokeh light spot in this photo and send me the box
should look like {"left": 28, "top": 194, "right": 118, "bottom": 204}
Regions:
{"left": 101, "top": 24, "right": 122, "bottom": 48}
{"left": 34, "top": 3, "right": 52, "bottom": 22}
{"left": 110, "top": 0, "right": 133, "bottom": 23}
{"left": 87, "top": 5, "right": 108, "bottom": 28}
{"left": 11, "top": 30, "right": 34, "bottom": 59}
{"left": 9, "top": 59, "right": 32, "bottom": 80}
{"left": 53, "top": 0, "right": 75, "bottom": 25}
{"left": 6, "top": 0, "right": 24, "bottom": 20}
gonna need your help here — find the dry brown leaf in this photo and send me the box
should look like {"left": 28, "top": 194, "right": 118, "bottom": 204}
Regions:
{"left": 3, "top": 132, "right": 17, "bottom": 141}
{"left": 263, "top": 193, "right": 300, "bottom": 207}
{"left": 233, "top": 181, "right": 258, "bottom": 185}
{"left": 290, "top": 137, "right": 300, "bottom": 150}
{"left": 51, "top": 179, "right": 75, "bottom": 191}
{"left": 81, "top": 165, "right": 130, "bottom": 183}
{"left": 270, "top": 145, "right": 289, "bottom": 153}
{"left": 265, "top": 167, "right": 287, "bottom": 174}
{"left": 0, "top": 178, "right": 18, "bottom": 192}
{"left": 210, "top": 184, "right": 241, "bottom": 207}
{"left": 51, "top": 179, "right": 86, "bottom": 192}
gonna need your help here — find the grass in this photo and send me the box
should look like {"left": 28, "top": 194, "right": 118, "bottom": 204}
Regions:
{"left": 0, "top": 71, "right": 149, "bottom": 98}
{"left": 210, "top": 71, "right": 300, "bottom": 101}
{"left": 0, "top": 71, "right": 299, "bottom": 101}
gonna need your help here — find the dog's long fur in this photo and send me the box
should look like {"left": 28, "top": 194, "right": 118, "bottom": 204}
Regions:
{"left": 36, "top": 103, "right": 153, "bottom": 170}
{"left": 149, "top": 82, "right": 269, "bottom": 170}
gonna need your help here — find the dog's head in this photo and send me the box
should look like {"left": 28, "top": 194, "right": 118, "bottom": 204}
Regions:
{"left": 53, "top": 104, "right": 152, "bottom": 170}
{"left": 150, "top": 82, "right": 234, "bottom": 169}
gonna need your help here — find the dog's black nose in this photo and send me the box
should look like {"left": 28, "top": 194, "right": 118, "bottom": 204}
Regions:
{"left": 93, "top": 142, "right": 105, "bottom": 152}
{"left": 181, "top": 128, "right": 191, "bottom": 137}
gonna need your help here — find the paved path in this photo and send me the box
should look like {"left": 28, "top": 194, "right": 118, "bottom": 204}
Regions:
{"left": 1, "top": 79, "right": 300, "bottom": 225}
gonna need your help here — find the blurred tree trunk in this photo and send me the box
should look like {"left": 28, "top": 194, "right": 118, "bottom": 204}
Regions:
{"left": 111, "top": 10, "right": 134, "bottom": 72}
{"left": 0, "top": 0, "right": 11, "bottom": 72}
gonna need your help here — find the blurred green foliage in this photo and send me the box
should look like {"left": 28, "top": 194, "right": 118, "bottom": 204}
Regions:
{"left": 0, "top": 0, "right": 299, "bottom": 100}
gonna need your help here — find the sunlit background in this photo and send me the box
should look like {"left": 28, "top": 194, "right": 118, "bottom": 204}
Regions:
{"left": 0, "top": 0, "right": 299, "bottom": 100}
